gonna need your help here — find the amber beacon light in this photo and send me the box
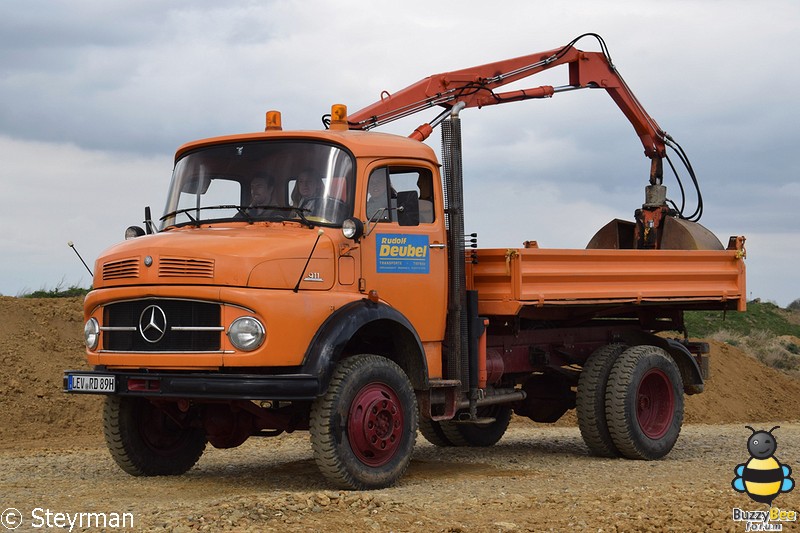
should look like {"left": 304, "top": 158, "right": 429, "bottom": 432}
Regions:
{"left": 265, "top": 110, "right": 282, "bottom": 131}
{"left": 329, "top": 104, "right": 348, "bottom": 130}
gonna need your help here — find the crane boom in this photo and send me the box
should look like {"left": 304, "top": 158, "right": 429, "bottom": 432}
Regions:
{"left": 348, "top": 40, "right": 667, "bottom": 162}
{"left": 345, "top": 34, "right": 709, "bottom": 251}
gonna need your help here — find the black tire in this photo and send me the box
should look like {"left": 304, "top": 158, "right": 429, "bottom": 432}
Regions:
{"left": 418, "top": 417, "right": 456, "bottom": 447}
{"left": 309, "top": 355, "right": 418, "bottom": 490}
{"left": 439, "top": 405, "right": 513, "bottom": 447}
{"left": 576, "top": 343, "right": 628, "bottom": 457}
{"left": 103, "top": 396, "right": 206, "bottom": 476}
{"left": 605, "top": 345, "right": 684, "bottom": 460}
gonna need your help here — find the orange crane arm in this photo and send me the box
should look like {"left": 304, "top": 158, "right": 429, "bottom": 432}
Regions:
{"left": 348, "top": 39, "right": 667, "bottom": 162}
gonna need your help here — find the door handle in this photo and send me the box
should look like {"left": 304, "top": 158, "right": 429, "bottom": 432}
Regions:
{"left": 429, "top": 243, "right": 446, "bottom": 249}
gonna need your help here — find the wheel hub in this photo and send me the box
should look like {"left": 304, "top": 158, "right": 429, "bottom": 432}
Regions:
{"left": 347, "top": 383, "right": 404, "bottom": 467}
{"left": 635, "top": 368, "right": 674, "bottom": 440}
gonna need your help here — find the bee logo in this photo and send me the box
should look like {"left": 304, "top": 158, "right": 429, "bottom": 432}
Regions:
{"left": 732, "top": 426, "right": 794, "bottom": 505}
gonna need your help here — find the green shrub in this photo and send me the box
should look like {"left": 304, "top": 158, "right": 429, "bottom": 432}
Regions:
{"left": 19, "top": 282, "right": 90, "bottom": 298}
{"left": 684, "top": 301, "right": 800, "bottom": 338}
{"left": 685, "top": 303, "right": 800, "bottom": 377}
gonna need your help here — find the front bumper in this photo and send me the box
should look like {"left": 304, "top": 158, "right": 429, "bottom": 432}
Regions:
{"left": 63, "top": 369, "right": 320, "bottom": 400}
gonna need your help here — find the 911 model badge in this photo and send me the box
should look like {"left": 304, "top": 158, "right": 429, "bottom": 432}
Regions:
{"left": 139, "top": 305, "right": 167, "bottom": 343}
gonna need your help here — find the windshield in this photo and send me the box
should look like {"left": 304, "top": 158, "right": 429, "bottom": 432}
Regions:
{"left": 161, "top": 140, "right": 355, "bottom": 229}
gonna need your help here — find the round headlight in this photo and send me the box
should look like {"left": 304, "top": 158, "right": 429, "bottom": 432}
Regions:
{"left": 84, "top": 318, "right": 100, "bottom": 350}
{"left": 342, "top": 217, "right": 364, "bottom": 240}
{"left": 228, "top": 316, "right": 265, "bottom": 351}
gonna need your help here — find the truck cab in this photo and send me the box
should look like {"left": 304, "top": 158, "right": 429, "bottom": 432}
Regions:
{"left": 85, "top": 129, "right": 446, "bottom": 375}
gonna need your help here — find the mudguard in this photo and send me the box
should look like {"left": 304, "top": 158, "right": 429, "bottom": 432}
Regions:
{"left": 663, "top": 337, "right": 705, "bottom": 395}
{"left": 621, "top": 331, "right": 705, "bottom": 394}
{"left": 301, "top": 299, "right": 429, "bottom": 396}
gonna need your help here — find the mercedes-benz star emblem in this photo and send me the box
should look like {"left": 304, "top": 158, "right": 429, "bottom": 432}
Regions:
{"left": 139, "top": 305, "right": 167, "bottom": 343}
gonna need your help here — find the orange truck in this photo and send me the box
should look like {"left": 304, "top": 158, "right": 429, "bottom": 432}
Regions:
{"left": 64, "top": 34, "right": 745, "bottom": 489}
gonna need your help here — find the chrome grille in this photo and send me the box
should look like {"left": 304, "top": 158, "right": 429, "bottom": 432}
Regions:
{"left": 102, "top": 299, "right": 222, "bottom": 352}
{"left": 159, "top": 257, "right": 215, "bottom": 278}
{"left": 103, "top": 258, "right": 139, "bottom": 280}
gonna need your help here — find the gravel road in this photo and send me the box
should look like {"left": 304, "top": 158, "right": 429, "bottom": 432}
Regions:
{"left": 3, "top": 422, "right": 800, "bottom": 532}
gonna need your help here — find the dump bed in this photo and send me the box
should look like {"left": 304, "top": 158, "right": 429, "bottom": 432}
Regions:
{"left": 466, "top": 244, "right": 746, "bottom": 317}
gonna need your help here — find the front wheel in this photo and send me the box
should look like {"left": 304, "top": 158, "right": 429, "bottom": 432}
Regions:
{"left": 605, "top": 345, "right": 684, "bottom": 460}
{"left": 310, "top": 355, "right": 418, "bottom": 489}
{"left": 103, "top": 396, "right": 206, "bottom": 476}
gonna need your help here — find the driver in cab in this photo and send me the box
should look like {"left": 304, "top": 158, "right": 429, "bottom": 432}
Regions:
{"left": 292, "top": 170, "right": 325, "bottom": 213}
{"left": 243, "top": 175, "right": 283, "bottom": 219}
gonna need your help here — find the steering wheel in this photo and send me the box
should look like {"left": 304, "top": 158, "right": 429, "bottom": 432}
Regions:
{"left": 304, "top": 197, "right": 348, "bottom": 224}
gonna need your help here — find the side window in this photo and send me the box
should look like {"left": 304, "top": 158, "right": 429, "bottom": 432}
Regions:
{"left": 366, "top": 167, "right": 435, "bottom": 224}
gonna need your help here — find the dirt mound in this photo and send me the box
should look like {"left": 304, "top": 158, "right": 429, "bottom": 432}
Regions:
{"left": 0, "top": 296, "right": 99, "bottom": 447}
{"left": 1, "top": 297, "right": 798, "bottom": 448}
{"left": 684, "top": 339, "right": 800, "bottom": 423}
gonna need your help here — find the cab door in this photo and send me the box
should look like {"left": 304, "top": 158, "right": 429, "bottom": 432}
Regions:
{"left": 359, "top": 163, "right": 447, "bottom": 343}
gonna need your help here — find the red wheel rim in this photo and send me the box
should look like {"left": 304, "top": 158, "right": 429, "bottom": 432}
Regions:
{"left": 635, "top": 368, "right": 674, "bottom": 439}
{"left": 347, "top": 382, "right": 405, "bottom": 467}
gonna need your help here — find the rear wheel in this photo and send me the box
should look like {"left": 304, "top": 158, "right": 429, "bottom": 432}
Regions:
{"left": 439, "top": 405, "right": 513, "bottom": 447}
{"left": 605, "top": 345, "right": 684, "bottom": 460}
{"left": 310, "top": 355, "right": 417, "bottom": 489}
{"left": 418, "top": 417, "right": 456, "bottom": 447}
{"left": 103, "top": 396, "right": 206, "bottom": 476}
{"left": 576, "top": 343, "right": 627, "bottom": 457}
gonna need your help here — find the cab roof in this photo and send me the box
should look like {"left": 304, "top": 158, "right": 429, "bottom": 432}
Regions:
{"left": 175, "top": 129, "right": 439, "bottom": 165}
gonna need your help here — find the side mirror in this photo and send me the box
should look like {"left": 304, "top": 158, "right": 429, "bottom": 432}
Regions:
{"left": 396, "top": 191, "right": 420, "bottom": 227}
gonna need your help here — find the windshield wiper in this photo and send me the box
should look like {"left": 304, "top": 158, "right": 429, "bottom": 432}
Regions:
{"left": 286, "top": 207, "right": 315, "bottom": 228}
{"left": 160, "top": 207, "right": 200, "bottom": 226}
{"left": 160, "top": 205, "right": 245, "bottom": 227}
{"left": 246, "top": 205, "right": 316, "bottom": 228}
{"left": 160, "top": 204, "right": 316, "bottom": 228}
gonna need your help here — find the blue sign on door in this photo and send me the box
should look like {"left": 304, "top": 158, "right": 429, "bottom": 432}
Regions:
{"left": 376, "top": 234, "right": 430, "bottom": 274}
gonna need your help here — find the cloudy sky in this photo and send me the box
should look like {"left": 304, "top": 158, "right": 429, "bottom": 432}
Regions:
{"left": 1, "top": 0, "right": 797, "bottom": 306}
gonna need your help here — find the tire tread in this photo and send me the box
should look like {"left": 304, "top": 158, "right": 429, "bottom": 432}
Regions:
{"left": 309, "top": 355, "right": 417, "bottom": 489}
{"left": 576, "top": 343, "right": 627, "bottom": 457}
{"left": 103, "top": 396, "right": 205, "bottom": 476}
{"left": 605, "top": 345, "right": 684, "bottom": 460}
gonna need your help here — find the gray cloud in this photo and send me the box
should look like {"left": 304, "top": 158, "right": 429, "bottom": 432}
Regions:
{"left": 0, "top": 0, "right": 797, "bottom": 305}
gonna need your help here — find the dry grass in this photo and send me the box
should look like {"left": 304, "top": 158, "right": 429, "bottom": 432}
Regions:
{"left": 709, "top": 329, "right": 800, "bottom": 377}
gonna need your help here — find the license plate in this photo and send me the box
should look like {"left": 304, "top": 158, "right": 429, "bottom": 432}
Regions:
{"left": 68, "top": 374, "right": 115, "bottom": 393}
